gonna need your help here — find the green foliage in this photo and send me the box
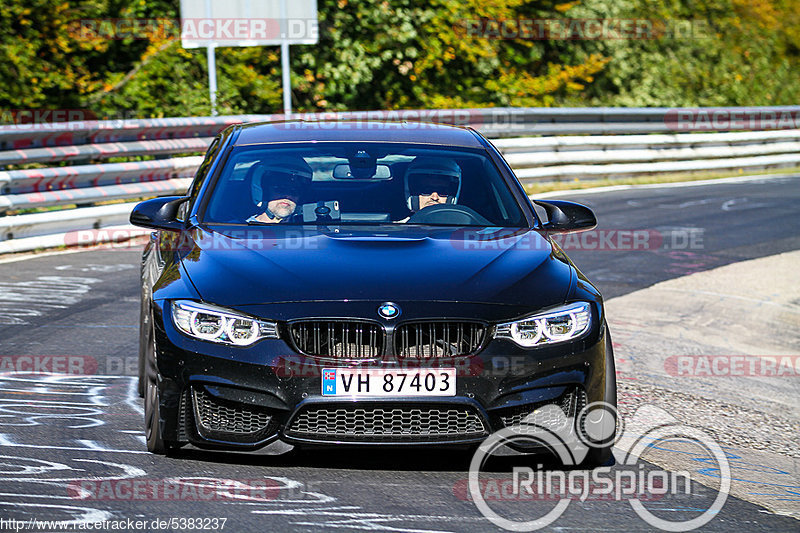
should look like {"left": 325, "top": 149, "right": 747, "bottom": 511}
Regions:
{"left": 558, "top": 0, "right": 800, "bottom": 106}
{"left": 0, "top": 0, "right": 797, "bottom": 118}
{"left": 283, "top": 0, "right": 609, "bottom": 110}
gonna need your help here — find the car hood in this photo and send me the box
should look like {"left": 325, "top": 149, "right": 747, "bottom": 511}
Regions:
{"left": 177, "top": 225, "right": 573, "bottom": 309}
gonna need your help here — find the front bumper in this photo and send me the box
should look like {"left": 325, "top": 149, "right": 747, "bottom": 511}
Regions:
{"left": 151, "top": 300, "right": 610, "bottom": 450}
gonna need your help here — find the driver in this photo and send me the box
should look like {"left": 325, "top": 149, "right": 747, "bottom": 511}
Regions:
{"left": 400, "top": 157, "right": 462, "bottom": 221}
{"left": 247, "top": 157, "right": 313, "bottom": 224}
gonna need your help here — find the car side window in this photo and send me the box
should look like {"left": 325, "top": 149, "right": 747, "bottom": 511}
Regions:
{"left": 185, "top": 136, "right": 223, "bottom": 217}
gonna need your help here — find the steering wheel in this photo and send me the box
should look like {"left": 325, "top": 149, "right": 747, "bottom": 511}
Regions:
{"left": 406, "top": 204, "right": 493, "bottom": 225}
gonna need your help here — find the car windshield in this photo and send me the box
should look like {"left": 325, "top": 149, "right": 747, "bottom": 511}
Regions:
{"left": 202, "top": 142, "right": 528, "bottom": 227}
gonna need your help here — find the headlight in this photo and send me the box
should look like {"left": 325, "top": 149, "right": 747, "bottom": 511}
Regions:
{"left": 171, "top": 300, "right": 278, "bottom": 346}
{"left": 494, "top": 302, "right": 591, "bottom": 347}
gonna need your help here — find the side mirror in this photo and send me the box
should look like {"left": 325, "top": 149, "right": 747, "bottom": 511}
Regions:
{"left": 533, "top": 200, "right": 597, "bottom": 233}
{"left": 130, "top": 196, "right": 189, "bottom": 232}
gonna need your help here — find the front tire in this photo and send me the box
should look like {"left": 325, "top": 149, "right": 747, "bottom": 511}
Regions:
{"left": 137, "top": 341, "right": 146, "bottom": 398}
{"left": 579, "top": 326, "right": 617, "bottom": 468}
{"left": 143, "top": 322, "right": 175, "bottom": 455}
{"left": 137, "top": 292, "right": 150, "bottom": 398}
{"left": 144, "top": 375, "right": 167, "bottom": 454}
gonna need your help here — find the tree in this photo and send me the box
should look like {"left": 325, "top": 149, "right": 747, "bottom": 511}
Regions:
{"left": 1, "top": 0, "right": 797, "bottom": 118}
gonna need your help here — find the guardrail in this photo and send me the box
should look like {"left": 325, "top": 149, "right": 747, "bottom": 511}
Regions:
{"left": 495, "top": 129, "right": 800, "bottom": 179}
{"left": 1, "top": 106, "right": 799, "bottom": 254}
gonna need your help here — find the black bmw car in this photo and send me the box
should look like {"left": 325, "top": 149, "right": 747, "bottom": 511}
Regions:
{"left": 130, "top": 120, "right": 616, "bottom": 464}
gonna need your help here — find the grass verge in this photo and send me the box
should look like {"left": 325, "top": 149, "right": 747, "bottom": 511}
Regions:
{"left": 522, "top": 166, "right": 800, "bottom": 195}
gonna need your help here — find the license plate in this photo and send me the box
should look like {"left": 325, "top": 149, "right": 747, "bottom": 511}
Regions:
{"left": 321, "top": 368, "right": 456, "bottom": 397}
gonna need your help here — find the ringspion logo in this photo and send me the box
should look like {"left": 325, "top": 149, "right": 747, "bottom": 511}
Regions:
{"left": 468, "top": 403, "right": 729, "bottom": 531}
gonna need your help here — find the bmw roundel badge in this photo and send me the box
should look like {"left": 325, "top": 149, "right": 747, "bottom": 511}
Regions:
{"left": 378, "top": 303, "right": 400, "bottom": 320}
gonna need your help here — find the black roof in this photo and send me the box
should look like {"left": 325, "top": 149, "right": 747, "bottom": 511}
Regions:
{"left": 233, "top": 120, "right": 485, "bottom": 148}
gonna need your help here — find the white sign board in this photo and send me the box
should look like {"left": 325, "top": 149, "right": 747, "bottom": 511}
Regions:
{"left": 180, "top": 0, "right": 318, "bottom": 48}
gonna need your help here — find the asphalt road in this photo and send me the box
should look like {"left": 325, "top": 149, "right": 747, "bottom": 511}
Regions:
{"left": 545, "top": 174, "right": 800, "bottom": 299}
{"left": 0, "top": 174, "right": 798, "bottom": 532}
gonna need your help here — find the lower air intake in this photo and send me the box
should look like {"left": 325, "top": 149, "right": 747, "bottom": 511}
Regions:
{"left": 286, "top": 404, "right": 487, "bottom": 441}
{"left": 496, "top": 387, "right": 587, "bottom": 434}
{"left": 191, "top": 387, "right": 275, "bottom": 443}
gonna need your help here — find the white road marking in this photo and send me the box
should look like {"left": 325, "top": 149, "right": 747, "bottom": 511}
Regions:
{"left": 0, "top": 247, "right": 103, "bottom": 265}
{"left": 532, "top": 172, "right": 800, "bottom": 199}
{"left": 0, "top": 456, "right": 146, "bottom": 483}
{"left": 54, "top": 263, "right": 135, "bottom": 273}
{"left": 720, "top": 197, "right": 768, "bottom": 211}
{"left": 125, "top": 376, "right": 144, "bottom": 416}
{"left": 0, "top": 376, "right": 145, "bottom": 454}
{"left": 0, "top": 502, "right": 113, "bottom": 524}
{"left": 0, "top": 275, "right": 102, "bottom": 325}
{"left": 257, "top": 507, "right": 490, "bottom": 532}
{"left": 0, "top": 435, "right": 149, "bottom": 455}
